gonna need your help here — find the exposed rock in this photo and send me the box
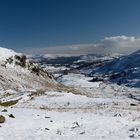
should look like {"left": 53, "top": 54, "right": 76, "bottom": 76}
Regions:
{"left": 129, "top": 133, "right": 139, "bottom": 138}
{"left": 129, "top": 127, "right": 139, "bottom": 132}
{"left": 114, "top": 113, "right": 122, "bottom": 117}
{"left": 130, "top": 103, "right": 137, "bottom": 106}
{"left": 71, "top": 122, "right": 80, "bottom": 129}
{"left": 14, "top": 54, "right": 27, "bottom": 67}
{"left": 45, "top": 116, "right": 51, "bottom": 119}
{"left": 45, "top": 128, "right": 50, "bottom": 130}
{"left": 9, "top": 114, "right": 15, "bottom": 118}
{"left": 89, "top": 76, "right": 104, "bottom": 82}
{"left": 79, "top": 131, "right": 85, "bottom": 135}
{"left": 0, "top": 115, "right": 5, "bottom": 123}
{"left": 1, "top": 109, "right": 7, "bottom": 112}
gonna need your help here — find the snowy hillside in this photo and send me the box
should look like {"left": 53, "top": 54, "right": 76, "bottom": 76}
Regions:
{"left": 92, "top": 50, "right": 140, "bottom": 87}
{"left": 96, "top": 50, "right": 140, "bottom": 72}
{"left": 0, "top": 47, "right": 55, "bottom": 90}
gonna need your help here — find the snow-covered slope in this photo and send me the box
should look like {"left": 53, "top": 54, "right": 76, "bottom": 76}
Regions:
{"left": 0, "top": 47, "right": 56, "bottom": 90}
{"left": 102, "top": 50, "right": 140, "bottom": 71}
{"left": 0, "top": 47, "right": 18, "bottom": 61}
{"left": 94, "top": 49, "right": 140, "bottom": 87}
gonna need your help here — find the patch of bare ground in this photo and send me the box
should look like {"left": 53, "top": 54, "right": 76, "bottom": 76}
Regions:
{"left": 0, "top": 99, "right": 20, "bottom": 107}
{"left": 28, "top": 83, "right": 87, "bottom": 99}
{"left": 39, "top": 103, "right": 140, "bottom": 113}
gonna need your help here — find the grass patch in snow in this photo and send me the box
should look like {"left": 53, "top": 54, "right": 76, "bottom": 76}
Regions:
{"left": 0, "top": 99, "right": 20, "bottom": 106}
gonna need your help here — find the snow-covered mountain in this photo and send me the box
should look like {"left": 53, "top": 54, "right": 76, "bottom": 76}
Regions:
{"left": 0, "top": 47, "right": 56, "bottom": 90}
{"left": 1, "top": 47, "right": 140, "bottom": 140}
{"left": 93, "top": 49, "right": 140, "bottom": 87}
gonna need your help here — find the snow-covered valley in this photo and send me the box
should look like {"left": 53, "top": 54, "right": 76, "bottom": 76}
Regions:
{"left": 0, "top": 47, "right": 140, "bottom": 140}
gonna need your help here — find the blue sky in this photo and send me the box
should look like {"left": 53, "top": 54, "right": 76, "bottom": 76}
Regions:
{"left": 0, "top": 0, "right": 140, "bottom": 49}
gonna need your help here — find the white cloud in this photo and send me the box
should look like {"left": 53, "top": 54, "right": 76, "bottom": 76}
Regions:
{"left": 22, "top": 35, "right": 140, "bottom": 55}
{"left": 100, "top": 35, "right": 140, "bottom": 54}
